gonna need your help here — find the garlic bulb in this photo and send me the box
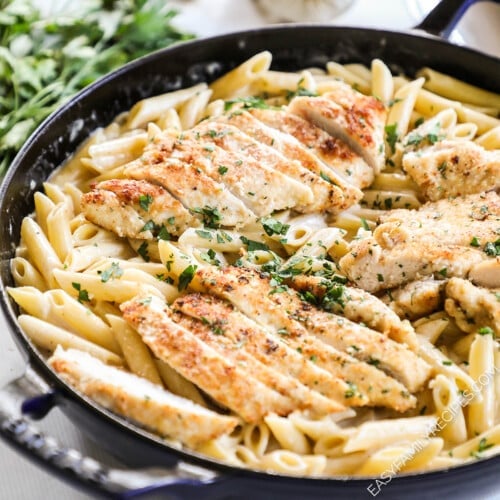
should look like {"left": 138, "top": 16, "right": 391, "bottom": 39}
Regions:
{"left": 253, "top": 0, "right": 355, "bottom": 23}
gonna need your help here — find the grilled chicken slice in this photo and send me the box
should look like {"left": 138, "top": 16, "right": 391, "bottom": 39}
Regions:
{"left": 171, "top": 297, "right": 344, "bottom": 416}
{"left": 288, "top": 82, "right": 386, "bottom": 175}
{"left": 196, "top": 266, "right": 418, "bottom": 411}
{"left": 252, "top": 276, "right": 431, "bottom": 392}
{"left": 217, "top": 111, "right": 359, "bottom": 213}
{"left": 81, "top": 179, "right": 197, "bottom": 239}
{"left": 49, "top": 347, "right": 238, "bottom": 447}
{"left": 174, "top": 293, "right": 353, "bottom": 409}
{"left": 445, "top": 278, "right": 500, "bottom": 335}
{"left": 340, "top": 192, "right": 500, "bottom": 292}
{"left": 121, "top": 295, "right": 295, "bottom": 422}
{"left": 250, "top": 107, "right": 369, "bottom": 191}
{"left": 153, "top": 125, "right": 313, "bottom": 216}
{"left": 381, "top": 278, "right": 445, "bottom": 321}
{"left": 125, "top": 158, "right": 255, "bottom": 228}
{"left": 289, "top": 275, "right": 419, "bottom": 350}
{"left": 402, "top": 140, "right": 500, "bottom": 201}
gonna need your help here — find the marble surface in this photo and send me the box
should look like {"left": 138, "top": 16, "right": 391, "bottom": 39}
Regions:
{"left": 0, "top": 0, "right": 499, "bottom": 498}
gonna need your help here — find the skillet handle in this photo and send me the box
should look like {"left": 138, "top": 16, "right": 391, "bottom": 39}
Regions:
{"left": 414, "top": 0, "right": 499, "bottom": 39}
{"left": 0, "top": 366, "right": 226, "bottom": 499}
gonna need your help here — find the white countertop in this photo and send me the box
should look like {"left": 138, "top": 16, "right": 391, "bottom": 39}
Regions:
{"left": 0, "top": 1, "right": 499, "bottom": 498}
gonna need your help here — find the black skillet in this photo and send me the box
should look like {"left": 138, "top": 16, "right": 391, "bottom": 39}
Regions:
{"left": 1, "top": 0, "right": 500, "bottom": 498}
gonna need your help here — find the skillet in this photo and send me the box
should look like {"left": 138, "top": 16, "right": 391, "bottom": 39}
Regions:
{"left": 1, "top": 0, "right": 500, "bottom": 497}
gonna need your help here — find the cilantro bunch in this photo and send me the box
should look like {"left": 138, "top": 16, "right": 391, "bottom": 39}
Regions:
{"left": 0, "top": 0, "right": 193, "bottom": 174}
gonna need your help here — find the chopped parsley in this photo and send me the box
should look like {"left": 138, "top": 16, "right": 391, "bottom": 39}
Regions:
{"left": 191, "top": 206, "right": 222, "bottom": 228}
{"left": 478, "top": 326, "right": 494, "bottom": 336}
{"left": 224, "top": 96, "right": 270, "bottom": 111}
{"left": 137, "top": 241, "right": 150, "bottom": 262}
{"left": 470, "top": 438, "right": 494, "bottom": 459}
{"left": 72, "top": 282, "right": 90, "bottom": 303}
{"left": 178, "top": 264, "right": 198, "bottom": 291}
{"left": 240, "top": 236, "right": 269, "bottom": 252}
{"left": 470, "top": 236, "right": 481, "bottom": 247}
{"left": 483, "top": 238, "right": 500, "bottom": 257}
{"left": 99, "top": 262, "right": 123, "bottom": 283}
{"left": 360, "top": 218, "right": 370, "bottom": 231}
{"left": 384, "top": 123, "right": 399, "bottom": 154}
{"left": 344, "top": 382, "right": 358, "bottom": 399}
{"left": 138, "top": 194, "right": 153, "bottom": 211}
{"left": 319, "top": 171, "right": 334, "bottom": 184}
{"left": 195, "top": 229, "right": 213, "bottom": 240}
{"left": 157, "top": 225, "right": 172, "bottom": 241}
{"left": 438, "top": 267, "right": 448, "bottom": 277}
{"left": 261, "top": 217, "right": 290, "bottom": 237}
{"left": 218, "top": 165, "right": 228, "bottom": 175}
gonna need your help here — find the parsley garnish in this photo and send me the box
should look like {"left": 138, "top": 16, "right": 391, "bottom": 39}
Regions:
{"left": 261, "top": 217, "right": 290, "bottom": 237}
{"left": 478, "top": 326, "right": 494, "bottom": 336}
{"left": 178, "top": 264, "right": 197, "bottom": 291}
{"left": 240, "top": 236, "right": 269, "bottom": 252}
{"left": 384, "top": 123, "right": 399, "bottom": 154}
{"left": 99, "top": 262, "right": 123, "bottom": 283}
{"left": 139, "top": 194, "right": 153, "bottom": 211}
{"left": 137, "top": 241, "right": 150, "bottom": 262}
{"left": 191, "top": 206, "right": 222, "bottom": 228}
{"left": 195, "top": 229, "right": 213, "bottom": 240}
{"left": 157, "top": 225, "right": 171, "bottom": 241}
{"left": 218, "top": 165, "right": 228, "bottom": 175}
{"left": 470, "top": 236, "right": 480, "bottom": 247}
{"left": 72, "top": 282, "right": 90, "bottom": 303}
{"left": 224, "top": 96, "right": 270, "bottom": 111}
{"left": 344, "top": 382, "right": 358, "bottom": 399}
{"left": 483, "top": 239, "right": 500, "bottom": 257}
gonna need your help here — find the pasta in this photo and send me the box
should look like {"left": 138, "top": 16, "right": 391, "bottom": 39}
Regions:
{"left": 7, "top": 51, "right": 500, "bottom": 478}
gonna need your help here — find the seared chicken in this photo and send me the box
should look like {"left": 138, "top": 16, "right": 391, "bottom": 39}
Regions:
{"left": 174, "top": 293, "right": 355, "bottom": 407}
{"left": 148, "top": 125, "right": 313, "bottom": 216}
{"left": 81, "top": 179, "right": 197, "bottom": 239}
{"left": 289, "top": 275, "right": 419, "bottom": 350}
{"left": 125, "top": 158, "right": 255, "bottom": 228}
{"left": 445, "top": 278, "right": 500, "bottom": 335}
{"left": 196, "top": 265, "right": 419, "bottom": 411}
{"left": 121, "top": 295, "right": 295, "bottom": 422}
{"left": 171, "top": 295, "right": 345, "bottom": 415}
{"left": 340, "top": 192, "right": 500, "bottom": 292}
{"left": 49, "top": 346, "right": 238, "bottom": 447}
{"left": 218, "top": 110, "right": 360, "bottom": 212}
{"left": 288, "top": 82, "right": 386, "bottom": 174}
{"left": 381, "top": 278, "right": 445, "bottom": 321}
{"left": 249, "top": 107, "right": 369, "bottom": 191}
{"left": 402, "top": 140, "right": 500, "bottom": 201}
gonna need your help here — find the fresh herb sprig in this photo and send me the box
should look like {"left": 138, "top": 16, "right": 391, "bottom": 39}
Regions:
{"left": 0, "top": 0, "right": 193, "bottom": 174}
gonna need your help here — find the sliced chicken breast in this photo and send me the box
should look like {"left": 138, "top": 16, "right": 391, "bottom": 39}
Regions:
{"left": 196, "top": 266, "right": 418, "bottom": 411}
{"left": 402, "top": 140, "right": 500, "bottom": 201}
{"left": 125, "top": 158, "right": 255, "bottom": 228}
{"left": 81, "top": 179, "right": 197, "bottom": 239}
{"left": 445, "top": 278, "right": 500, "bottom": 335}
{"left": 173, "top": 292, "right": 353, "bottom": 409}
{"left": 49, "top": 346, "right": 238, "bottom": 447}
{"left": 250, "top": 107, "right": 370, "bottom": 191}
{"left": 217, "top": 111, "right": 359, "bottom": 212}
{"left": 121, "top": 295, "right": 295, "bottom": 422}
{"left": 289, "top": 275, "right": 419, "bottom": 350}
{"left": 340, "top": 192, "right": 500, "bottom": 292}
{"left": 288, "top": 82, "right": 386, "bottom": 174}
{"left": 381, "top": 278, "right": 445, "bottom": 321}
{"left": 171, "top": 297, "right": 344, "bottom": 416}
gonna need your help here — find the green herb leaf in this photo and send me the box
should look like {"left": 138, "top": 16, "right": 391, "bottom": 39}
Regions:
{"left": 261, "top": 217, "right": 290, "bottom": 237}
{"left": 99, "top": 261, "right": 123, "bottom": 283}
{"left": 178, "top": 264, "right": 197, "bottom": 291}
{"left": 139, "top": 194, "right": 153, "bottom": 211}
{"left": 240, "top": 236, "right": 269, "bottom": 252}
{"left": 384, "top": 123, "right": 399, "bottom": 154}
